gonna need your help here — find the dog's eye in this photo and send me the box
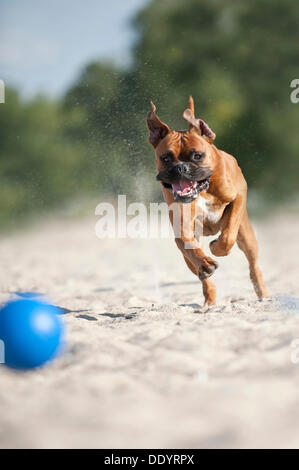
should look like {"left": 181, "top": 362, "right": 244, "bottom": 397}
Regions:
{"left": 161, "top": 154, "right": 172, "bottom": 164}
{"left": 192, "top": 152, "right": 205, "bottom": 161}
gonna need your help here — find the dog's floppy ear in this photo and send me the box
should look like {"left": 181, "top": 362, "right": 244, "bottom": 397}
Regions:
{"left": 183, "top": 95, "right": 216, "bottom": 144}
{"left": 147, "top": 101, "right": 170, "bottom": 148}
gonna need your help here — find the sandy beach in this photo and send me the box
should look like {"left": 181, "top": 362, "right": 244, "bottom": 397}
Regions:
{"left": 0, "top": 211, "right": 299, "bottom": 448}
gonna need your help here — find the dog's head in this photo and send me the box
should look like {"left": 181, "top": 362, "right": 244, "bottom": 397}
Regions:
{"left": 147, "top": 96, "right": 216, "bottom": 203}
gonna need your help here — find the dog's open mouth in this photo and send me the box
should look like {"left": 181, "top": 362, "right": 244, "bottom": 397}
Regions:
{"left": 162, "top": 178, "right": 210, "bottom": 203}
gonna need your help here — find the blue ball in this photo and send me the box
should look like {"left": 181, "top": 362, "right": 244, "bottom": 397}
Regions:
{"left": 0, "top": 297, "right": 65, "bottom": 370}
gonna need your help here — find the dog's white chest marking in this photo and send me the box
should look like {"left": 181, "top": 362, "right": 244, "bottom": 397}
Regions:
{"left": 196, "top": 196, "right": 222, "bottom": 224}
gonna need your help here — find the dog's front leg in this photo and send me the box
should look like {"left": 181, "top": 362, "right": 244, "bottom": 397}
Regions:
{"left": 176, "top": 237, "right": 218, "bottom": 280}
{"left": 210, "top": 194, "right": 245, "bottom": 257}
{"left": 171, "top": 203, "right": 218, "bottom": 280}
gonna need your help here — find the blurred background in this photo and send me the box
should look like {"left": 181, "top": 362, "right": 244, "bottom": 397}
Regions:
{"left": 0, "top": 0, "right": 299, "bottom": 229}
{"left": 1, "top": 2, "right": 299, "bottom": 450}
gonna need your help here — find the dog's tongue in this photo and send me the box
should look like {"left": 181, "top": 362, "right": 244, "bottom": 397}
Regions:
{"left": 172, "top": 179, "right": 194, "bottom": 194}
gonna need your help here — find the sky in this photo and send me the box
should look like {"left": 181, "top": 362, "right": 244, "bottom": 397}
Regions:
{"left": 0, "top": 0, "right": 149, "bottom": 98}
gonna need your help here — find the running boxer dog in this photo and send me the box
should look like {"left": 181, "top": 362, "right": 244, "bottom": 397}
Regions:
{"left": 147, "top": 96, "right": 268, "bottom": 309}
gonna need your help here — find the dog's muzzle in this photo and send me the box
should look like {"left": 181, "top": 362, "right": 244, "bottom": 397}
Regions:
{"left": 157, "top": 164, "right": 212, "bottom": 203}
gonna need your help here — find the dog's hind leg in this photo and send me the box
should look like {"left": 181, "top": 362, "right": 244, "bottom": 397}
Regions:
{"left": 183, "top": 256, "right": 216, "bottom": 309}
{"left": 237, "top": 211, "right": 268, "bottom": 299}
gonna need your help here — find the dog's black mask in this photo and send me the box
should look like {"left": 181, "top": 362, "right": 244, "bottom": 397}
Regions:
{"left": 156, "top": 162, "right": 212, "bottom": 203}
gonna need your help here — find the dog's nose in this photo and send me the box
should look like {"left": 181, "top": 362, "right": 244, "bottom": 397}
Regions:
{"left": 176, "top": 165, "right": 183, "bottom": 175}
{"left": 175, "top": 163, "right": 188, "bottom": 176}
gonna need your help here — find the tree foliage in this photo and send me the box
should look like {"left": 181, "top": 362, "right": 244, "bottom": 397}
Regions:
{"left": 1, "top": 0, "right": 298, "bottom": 226}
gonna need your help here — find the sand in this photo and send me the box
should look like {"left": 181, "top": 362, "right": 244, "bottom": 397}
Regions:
{"left": 0, "top": 211, "right": 299, "bottom": 449}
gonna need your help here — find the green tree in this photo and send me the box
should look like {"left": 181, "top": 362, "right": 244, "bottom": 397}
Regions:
{"left": 132, "top": 0, "right": 299, "bottom": 196}
{"left": 1, "top": 0, "right": 298, "bottom": 229}
{"left": 64, "top": 62, "right": 154, "bottom": 198}
{"left": 0, "top": 88, "right": 84, "bottom": 226}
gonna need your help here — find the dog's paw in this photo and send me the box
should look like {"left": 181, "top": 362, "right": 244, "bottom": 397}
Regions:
{"left": 209, "top": 234, "right": 234, "bottom": 257}
{"left": 198, "top": 256, "right": 218, "bottom": 280}
{"left": 201, "top": 301, "right": 216, "bottom": 313}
